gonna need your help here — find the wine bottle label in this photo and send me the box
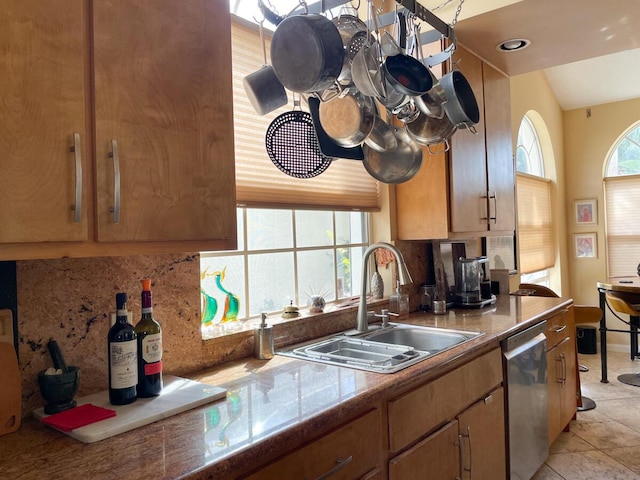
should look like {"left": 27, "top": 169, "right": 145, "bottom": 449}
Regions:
{"left": 144, "top": 360, "right": 163, "bottom": 376}
{"left": 142, "top": 333, "right": 162, "bottom": 364}
{"left": 142, "top": 307, "right": 152, "bottom": 314}
{"left": 110, "top": 340, "right": 138, "bottom": 389}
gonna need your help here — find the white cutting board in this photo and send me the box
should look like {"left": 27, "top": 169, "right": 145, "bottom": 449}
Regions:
{"left": 33, "top": 375, "right": 226, "bottom": 443}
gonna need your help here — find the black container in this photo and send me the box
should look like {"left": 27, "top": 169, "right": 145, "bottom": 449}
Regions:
{"left": 576, "top": 325, "right": 597, "bottom": 354}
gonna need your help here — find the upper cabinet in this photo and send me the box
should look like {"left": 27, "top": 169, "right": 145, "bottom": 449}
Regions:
{"left": 395, "top": 45, "right": 515, "bottom": 241}
{"left": 0, "top": 0, "right": 236, "bottom": 260}
{"left": 0, "top": 1, "right": 89, "bottom": 244}
{"left": 449, "top": 46, "right": 515, "bottom": 237}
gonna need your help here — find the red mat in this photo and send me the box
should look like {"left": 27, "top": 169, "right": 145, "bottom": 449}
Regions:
{"left": 41, "top": 404, "right": 116, "bottom": 432}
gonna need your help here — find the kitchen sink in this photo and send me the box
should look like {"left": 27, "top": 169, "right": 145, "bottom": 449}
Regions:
{"left": 362, "top": 325, "right": 478, "bottom": 352}
{"left": 279, "top": 323, "right": 483, "bottom": 374}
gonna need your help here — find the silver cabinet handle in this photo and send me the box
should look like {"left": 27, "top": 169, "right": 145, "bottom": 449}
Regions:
{"left": 489, "top": 191, "right": 497, "bottom": 223}
{"left": 70, "top": 133, "right": 83, "bottom": 222}
{"left": 556, "top": 353, "right": 566, "bottom": 385}
{"left": 553, "top": 325, "right": 567, "bottom": 333}
{"left": 481, "top": 192, "right": 497, "bottom": 224}
{"left": 314, "top": 456, "right": 353, "bottom": 480}
{"left": 108, "top": 140, "right": 121, "bottom": 224}
{"left": 459, "top": 426, "right": 473, "bottom": 478}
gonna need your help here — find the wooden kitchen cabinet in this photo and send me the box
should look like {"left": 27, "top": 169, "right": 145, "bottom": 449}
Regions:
{"left": 395, "top": 146, "right": 449, "bottom": 240}
{"left": 395, "top": 45, "right": 514, "bottom": 240}
{"left": 448, "top": 46, "right": 515, "bottom": 238}
{"left": 242, "top": 409, "right": 384, "bottom": 480}
{"left": 388, "top": 348, "right": 506, "bottom": 479}
{"left": 0, "top": 0, "right": 89, "bottom": 244}
{"left": 457, "top": 387, "right": 507, "bottom": 480}
{"left": 546, "top": 306, "right": 578, "bottom": 444}
{"left": 0, "top": 0, "right": 236, "bottom": 260}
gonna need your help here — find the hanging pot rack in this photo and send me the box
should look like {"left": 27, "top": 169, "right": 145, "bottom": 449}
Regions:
{"left": 287, "top": 0, "right": 455, "bottom": 53}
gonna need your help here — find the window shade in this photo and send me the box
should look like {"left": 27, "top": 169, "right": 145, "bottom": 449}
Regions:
{"left": 231, "top": 18, "right": 380, "bottom": 211}
{"left": 604, "top": 175, "right": 640, "bottom": 276}
{"left": 516, "top": 173, "right": 554, "bottom": 274}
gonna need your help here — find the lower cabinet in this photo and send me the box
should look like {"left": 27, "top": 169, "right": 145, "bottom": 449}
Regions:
{"left": 387, "top": 349, "right": 506, "bottom": 480}
{"left": 242, "top": 409, "right": 383, "bottom": 480}
{"left": 546, "top": 307, "right": 578, "bottom": 445}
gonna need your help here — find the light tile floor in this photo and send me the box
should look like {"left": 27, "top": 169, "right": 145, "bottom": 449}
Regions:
{"left": 533, "top": 351, "right": 640, "bottom": 480}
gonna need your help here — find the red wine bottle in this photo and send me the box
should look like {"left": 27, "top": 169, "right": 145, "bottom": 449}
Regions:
{"left": 135, "top": 279, "right": 163, "bottom": 397}
{"left": 108, "top": 292, "right": 138, "bottom": 405}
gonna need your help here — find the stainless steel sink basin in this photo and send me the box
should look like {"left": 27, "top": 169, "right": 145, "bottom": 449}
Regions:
{"left": 279, "top": 323, "right": 483, "bottom": 374}
{"left": 362, "top": 324, "right": 479, "bottom": 352}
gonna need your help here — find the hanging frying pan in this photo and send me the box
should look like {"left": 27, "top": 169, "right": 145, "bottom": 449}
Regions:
{"left": 382, "top": 12, "right": 432, "bottom": 98}
{"left": 265, "top": 98, "right": 332, "bottom": 178}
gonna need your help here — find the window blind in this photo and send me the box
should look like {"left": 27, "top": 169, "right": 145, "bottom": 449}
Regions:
{"left": 604, "top": 174, "right": 640, "bottom": 276}
{"left": 231, "top": 18, "right": 380, "bottom": 211}
{"left": 516, "top": 173, "right": 554, "bottom": 274}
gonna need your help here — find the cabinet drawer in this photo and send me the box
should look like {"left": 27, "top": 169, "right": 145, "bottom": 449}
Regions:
{"left": 388, "top": 348, "right": 502, "bottom": 453}
{"left": 545, "top": 308, "right": 573, "bottom": 349}
{"left": 243, "top": 409, "right": 383, "bottom": 480}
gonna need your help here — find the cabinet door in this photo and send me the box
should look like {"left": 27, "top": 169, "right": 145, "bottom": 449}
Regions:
{"left": 0, "top": 0, "right": 89, "bottom": 243}
{"left": 448, "top": 47, "right": 487, "bottom": 234}
{"left": 93, "top": 0, "right": 236, "bottom": 243}
{"left": 243, "top": 409, "right": 383, "bottom": 480}
{"left": 389, "top": 420, "right": 460, "bottom": 480}
{"left": 547, "top": 337, "right": 578, "bottom": 444}
{"left": 395, "top": 147, "right": 449, "bottom": 240}
{"left": 457, "top": 387, "right": 507, "bottom": 480}
{"left": 483, "top": 62, "right": 515, "bottom": 232}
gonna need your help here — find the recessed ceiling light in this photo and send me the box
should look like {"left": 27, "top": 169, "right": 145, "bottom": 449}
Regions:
{"left": 496, "top": 38, "right": 531, "bottom": 52}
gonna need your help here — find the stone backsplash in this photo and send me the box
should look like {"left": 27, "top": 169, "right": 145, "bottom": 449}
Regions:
{"left": 13, "top": 241, "right": 435, "bottom": 416}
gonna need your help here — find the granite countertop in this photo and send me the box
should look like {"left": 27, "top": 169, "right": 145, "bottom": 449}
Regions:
{"left": 0, "top": 295, "right": 571, "bottom": 480}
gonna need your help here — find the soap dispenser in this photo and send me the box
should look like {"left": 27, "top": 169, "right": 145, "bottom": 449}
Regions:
{"left": 254, "top": 312, "right": 275, "bottom": 360}
{"left": 389, "top": 281, "right": 410, "bottom": 317}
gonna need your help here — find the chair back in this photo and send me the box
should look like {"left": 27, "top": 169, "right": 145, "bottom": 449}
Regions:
{"left": 518, "top": 283, "right": 559, "bottom": 298}
{"left": 606, "top": 291, "right": 640, "bottom": 317}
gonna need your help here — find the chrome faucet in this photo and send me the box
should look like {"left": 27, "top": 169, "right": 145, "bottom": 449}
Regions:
{"left": 356, "top": 242, "right": 412, "bottom": 333}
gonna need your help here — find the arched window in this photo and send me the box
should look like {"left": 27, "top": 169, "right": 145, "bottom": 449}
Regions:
{"left": 516, "top": 115, "right": 544, "bottom": 176}
{"left": 516, "top": 114, "right": 553, "bottom": 285}
{"left": 604, "top": 122, "right": 640, "bottom": 276}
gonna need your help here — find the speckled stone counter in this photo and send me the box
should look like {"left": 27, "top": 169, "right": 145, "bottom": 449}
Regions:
{"left": 0, "top": 295, "right": 571, "bottom": 480}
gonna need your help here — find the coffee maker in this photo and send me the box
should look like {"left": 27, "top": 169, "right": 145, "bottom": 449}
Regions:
{"left": 454, "top": 256, "right": 495, "bottom": 307}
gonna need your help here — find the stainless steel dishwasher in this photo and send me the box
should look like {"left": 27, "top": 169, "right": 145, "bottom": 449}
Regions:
{"left": 501, "top": 321, "right": 548, "bottom": 480}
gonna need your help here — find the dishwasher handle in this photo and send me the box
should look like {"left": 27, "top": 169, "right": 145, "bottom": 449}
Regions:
{"left": 501, "top": 320, "right": 547, "bottom": 353}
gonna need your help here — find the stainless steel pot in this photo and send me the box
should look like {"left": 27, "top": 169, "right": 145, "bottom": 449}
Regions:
{"left": 406, "top": 109, "right": 457, "bottom": 153}
{"left": 440, "top": 70, "right": 480, "bottom": 131}
{"left": 270, "top": 14, "right": 345, "bottom": 93}
{"left": 363, "top": 126, "right": 423, "bottom": 184}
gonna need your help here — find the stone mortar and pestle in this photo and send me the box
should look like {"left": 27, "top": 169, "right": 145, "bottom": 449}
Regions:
{"left": 37, "top": 340, "right": 80, "bottom": 414}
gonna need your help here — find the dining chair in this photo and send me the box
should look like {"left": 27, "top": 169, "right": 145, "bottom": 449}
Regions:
{"left": 605, "top": 290, "right": 640, "bottom": 386}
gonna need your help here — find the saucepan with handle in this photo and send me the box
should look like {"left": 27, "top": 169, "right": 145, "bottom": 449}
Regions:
{"left": 243, "top": 18, "right": 288, "bottom": 116}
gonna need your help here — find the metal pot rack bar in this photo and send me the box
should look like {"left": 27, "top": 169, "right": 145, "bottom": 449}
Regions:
{"left": 290, "top": 0, "right": 452, "bottom": 44}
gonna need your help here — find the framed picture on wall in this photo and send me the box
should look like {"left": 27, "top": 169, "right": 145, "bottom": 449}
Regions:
{"left": 574, "top": 199, "right": 597, "bottom": 225}
{"left": 574, "top": 233, "right": 597, "bottom": 258}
